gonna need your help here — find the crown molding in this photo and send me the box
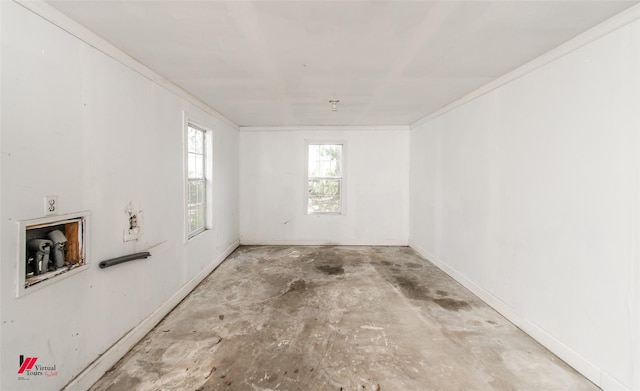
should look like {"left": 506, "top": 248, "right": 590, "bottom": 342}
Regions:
{"left": 240, "top": 125, "right": 410, "bottom": 132}
{"left": 14, "top": 0, "right": 239, "bottom": 131}
{"left": 411, "top": 3, "right": 640, "bottom": 129}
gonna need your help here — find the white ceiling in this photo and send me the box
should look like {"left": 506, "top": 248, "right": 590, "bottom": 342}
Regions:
{"left": 47, "top": 0, "right": 638, "bottom": 127}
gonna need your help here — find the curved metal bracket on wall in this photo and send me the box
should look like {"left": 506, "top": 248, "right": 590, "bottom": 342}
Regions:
{"left": 99, "top": 252, "right": 151, "bottom": 269}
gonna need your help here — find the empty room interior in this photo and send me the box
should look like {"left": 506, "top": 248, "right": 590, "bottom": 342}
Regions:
{"left": 2, "top": 0, "right": 640, "bottom": 390}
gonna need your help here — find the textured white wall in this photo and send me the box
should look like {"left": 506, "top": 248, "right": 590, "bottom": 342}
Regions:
{"left": 0, "top": 2, "right": 239, "bottom": 390}
{"left": 410, "top": 19, "right": 640, "bottom": 390}
{"left": 240, "top": 129, "right": 410, "bottom": 245}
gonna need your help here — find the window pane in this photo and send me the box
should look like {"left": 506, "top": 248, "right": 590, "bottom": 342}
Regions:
{"left": 321, "top": 144, "right": 341, "bottom": 176}
{"left": 188, "top": 128, "right": 196, "bottom": 153}
{"left": 308, "top": 145, "right": 319, "bottom": 176}
{"left": 190, "top": 218, "right": 199, "bottom": 234}
{"left": 307, "top": 143, "right": 343, "bottom": 214}
{"left": 188, "top": 207, "right": 198, "bottom": 233}
{"left": 197, "top": 180, "right": 205, "bottom": 203}
{"left": 308, "top": 179, "right": 341, "bottom": 213}
{"left": 308, "top": 144, "right": 342, "bottom": 178}
{"left": 194, "top": 154, "right": 204, "bottom": 178}
{"left": 188, "top": 181, "right": 197, "bottom": 205}
{"left": 196, "top": 204, "right": 205, "bottom": 229}
{"left": 188, "top": 126, "right": 204, "bottom": 153}
{"left": 194, "top": 129, "right": 203, "bottom": 152}
{"left": 188, "top": 180, "right": 204, "bottom": 206}
{"left": 309, "top": 179, "right": 340, "bottom": 196}
{"left": 188, "top": 153, "right": 204, "bottom": 179}
{"left": 186, "top": 124, "right": 208, "bottom": 238}
{"left": 188, "top": 154, "right": 196, "bottom": 178}
{"left": 308, "top": 196, "right": 341, "bottom": 213}
{"left": 187, "top": 204, "right": 205, "bottom": 234}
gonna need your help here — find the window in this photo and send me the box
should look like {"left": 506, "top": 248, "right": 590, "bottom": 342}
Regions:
{"left": 307, "top": 143, "right": 343, "bottom": 214}
{"left": 186, "top": 123, "right": 208, "bottom": 238}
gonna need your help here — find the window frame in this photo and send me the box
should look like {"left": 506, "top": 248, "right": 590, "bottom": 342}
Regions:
{"left": 184, "top": 120, "right": 213, "bottom": 241}
{"left": 304, "top": 140, "right": 346, "bottom": 215}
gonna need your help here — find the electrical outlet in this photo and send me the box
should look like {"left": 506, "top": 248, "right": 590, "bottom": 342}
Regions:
{"left": 124, "top": 213, "right": 140, "bottom": 242}
{"left": 124, "top": 203, "right": 143, "bottom": 242}
{"left": 44, "top": 196, "right": 58, "bottom": 215}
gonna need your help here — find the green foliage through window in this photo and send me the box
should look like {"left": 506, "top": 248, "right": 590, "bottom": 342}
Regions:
{"left": 187, "top": 124, "right": 207, "bottom": 237}
{"left": 308, "top": 144, "right": 343, "bottom": 213}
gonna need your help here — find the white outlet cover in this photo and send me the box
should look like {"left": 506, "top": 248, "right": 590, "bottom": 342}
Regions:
{"left": 44, "top": 196, "right": 58, "bottom": 215}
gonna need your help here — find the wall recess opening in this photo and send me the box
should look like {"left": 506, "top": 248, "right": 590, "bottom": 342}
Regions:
{"left": 17, "top": 211, "right": 90, "bottom": 297}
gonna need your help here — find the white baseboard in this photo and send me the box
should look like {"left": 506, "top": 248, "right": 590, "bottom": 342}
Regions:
{"left": 239, "top": 239, "right": 409, "bottom": 246}
{"left": 600, "top": 370, "right": 633, "bottom": 391}
{"left": 408, "top": 240, "right": 629, "bottom": 391}
{"left": 62, "top": 239, "right": 240, "bottom": 391}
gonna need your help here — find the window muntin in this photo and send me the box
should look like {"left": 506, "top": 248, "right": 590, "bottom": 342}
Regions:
{"left": 307, "top": 144, "right": 343, "bottom": 214}
{"left": 187, "top": 124, "right": 206, "bottom": 238}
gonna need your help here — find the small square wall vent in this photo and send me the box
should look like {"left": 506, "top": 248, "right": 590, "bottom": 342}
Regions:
{"left": 17, "top": 211, "right": 90, "bottom": 297}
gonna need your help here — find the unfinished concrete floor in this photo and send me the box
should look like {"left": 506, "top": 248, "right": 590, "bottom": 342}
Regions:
{"left": 89, "top": 246, "right": 599, "bottom": 391}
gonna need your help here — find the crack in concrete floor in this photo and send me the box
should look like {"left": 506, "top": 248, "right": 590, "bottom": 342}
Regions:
{"left": 89, "top": 246, "right": 600, "bottom": 391}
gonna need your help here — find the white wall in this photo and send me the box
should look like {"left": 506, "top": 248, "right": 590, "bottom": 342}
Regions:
{"left": 410, "top": 17, "right": 640, "bottom": 391}
{"left": 240, "top": 129, "right": 409, "bottom": 245}
{"left": 0, "top": 2, "right": 239, "bottom": 390}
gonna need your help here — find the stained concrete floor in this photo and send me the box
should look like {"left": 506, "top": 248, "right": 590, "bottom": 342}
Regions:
{"left": 89, "top": 246, "right": 600, "bottom": 391}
